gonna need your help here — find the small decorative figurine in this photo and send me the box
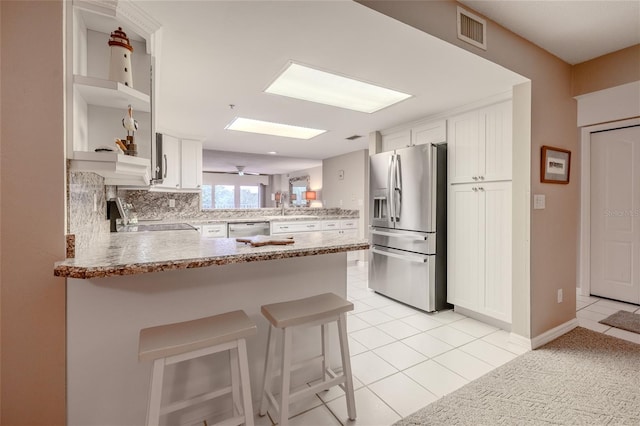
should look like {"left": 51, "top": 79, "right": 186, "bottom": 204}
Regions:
{"left": 108, "top": 27, "right": 133, "bottom": 87}
{"left": 122, "top": 105, "right": 139, "bottom": 156}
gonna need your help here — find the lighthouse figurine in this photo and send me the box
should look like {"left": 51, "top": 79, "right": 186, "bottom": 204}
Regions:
{"left": 108, "top": 27, "right": 133, "bottom": 88}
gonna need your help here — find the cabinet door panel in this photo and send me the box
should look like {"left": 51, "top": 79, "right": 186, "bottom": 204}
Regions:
{"left": 448, "top": 184, "right": 481, "bottom": 308}
{"left": 482, "top": 181, "right": 512, "bottom": 322}
{"left": 482, "top": 101, "right": 512, "bottom": 182}
{"left": 159, "top": 134, "right": 180, "bottom": 189}
{"left": 412, "top": 120, "right": 446, "bottom": 146}
{"left": 448, "top": 111, "right": 480, "bottom": 184}
{"left": 381, "top": 129, "right": 411, "bottom": 152}
{"left": 180, "top": 139, "right": 202, "bottom": 189}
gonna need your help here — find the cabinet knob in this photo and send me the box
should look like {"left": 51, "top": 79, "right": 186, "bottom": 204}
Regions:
{"left": 472, "top": 176, "right": 479, "bottom": 181}
{"left": 472, "top": 187, "right": 478, "bottom": 192}
{"left": 479, "top": 187, "right": 485, "bottom": 191}
{"left": 479, "top": 176, "right": 485, "bottom": 180}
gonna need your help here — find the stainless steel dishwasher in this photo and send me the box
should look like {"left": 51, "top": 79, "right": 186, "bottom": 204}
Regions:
{"left": 227, "top": 221, "right": 270, "bottom": 238}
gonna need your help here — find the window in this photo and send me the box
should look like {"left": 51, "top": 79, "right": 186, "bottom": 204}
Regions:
{"left": 202, "top": 184, "right": 261, "bottom": 209}
{"left": 240, "top": 185, "right": 259, "bottom": 208}
{"left": 214, "top": 185, "right": 235, "bottom": 209}
{"left": 201, "top": 185, "right": 213, "bottom": 209}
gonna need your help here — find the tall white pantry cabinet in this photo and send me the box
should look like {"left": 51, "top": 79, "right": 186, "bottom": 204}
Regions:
{"left": 447, "top": 100, "right": 513, "bottom": 324}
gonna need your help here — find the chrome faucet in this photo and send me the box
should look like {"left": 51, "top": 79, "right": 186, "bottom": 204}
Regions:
{"left": 280, "top": 192, "right": 288, "bottom": 216}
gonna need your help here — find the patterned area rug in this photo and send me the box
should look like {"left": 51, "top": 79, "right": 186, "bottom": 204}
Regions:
{"left": 599, "top": 310, "right": 640, "bottom": 334}
{"left": 394, "top": 327, "right": 640, "bottom": 425}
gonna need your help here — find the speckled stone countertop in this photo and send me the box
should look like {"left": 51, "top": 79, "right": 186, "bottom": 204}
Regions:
{"left": 54, "top": 230, "right": 369, "bottom": 279}
{"left": 137, "top": 215, "right": 357, "bottom": 225}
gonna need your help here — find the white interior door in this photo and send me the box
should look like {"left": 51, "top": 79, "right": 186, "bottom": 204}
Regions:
{"left": 590, "top": 125, "right": 640, "bottom": 304}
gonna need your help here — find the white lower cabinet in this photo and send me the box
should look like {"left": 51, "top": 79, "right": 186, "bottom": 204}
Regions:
{"left": 448, "top": 181, "right": 512, "bottom": 323}
{"left": 271, "top": 219, "right": 359, "bottom": 237}
{"left": 321, "top": 220, "right": 341, "bottom": 231}
{"left": 201, "top": 223, "right": 227, "bottom": 238}
{"left": 271, "top": 221, "right": 321, "bottom": 234}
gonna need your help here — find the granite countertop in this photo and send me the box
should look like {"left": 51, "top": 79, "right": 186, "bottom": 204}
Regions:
{"left": 139, "top": 215, "right": 357, "bottom": 225}
{"left": 55, "top": 230, "right": 369, "bottom": 279}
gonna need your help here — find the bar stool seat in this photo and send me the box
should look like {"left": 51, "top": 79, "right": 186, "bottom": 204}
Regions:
{"left": 259, "top": 293, "right": 356, "bottom": 426}
{"left": 139, "top": 310, "right": 257, "bottom": 426}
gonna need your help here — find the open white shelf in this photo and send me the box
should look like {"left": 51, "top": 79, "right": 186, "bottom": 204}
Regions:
{"left": 74, "top": 75, "right": 150, "bottom": 112}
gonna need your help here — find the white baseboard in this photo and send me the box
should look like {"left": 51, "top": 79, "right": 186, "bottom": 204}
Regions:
{"left": 453, "top": 306, "right": 511, "bottom": 331}
{"left": 531, "top": 318, "right": 578, "bottom": 349}
{"left": 508, "top": 332, "right": 533, "bottom": 351}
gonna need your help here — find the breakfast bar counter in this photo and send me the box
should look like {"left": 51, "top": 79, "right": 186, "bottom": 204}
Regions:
{"left": 55, "top": 230, "right": 369, "bottom": 278}
{"left": 61, "top": 231, "right": 368, "bottom": 425}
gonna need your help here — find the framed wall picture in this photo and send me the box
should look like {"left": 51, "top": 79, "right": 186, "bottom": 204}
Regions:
{"left": 541, "top": 145, "right": 571, "bottom": 184}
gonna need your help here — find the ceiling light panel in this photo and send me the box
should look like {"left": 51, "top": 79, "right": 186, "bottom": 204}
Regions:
{"left": 265, "top": 63, "right": 412, "bottom": 113}
{"left": 225, "top": 117, "right": 326, "bottom": 140}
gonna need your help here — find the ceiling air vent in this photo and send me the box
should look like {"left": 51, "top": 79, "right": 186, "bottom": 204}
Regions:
{"left": 457, "top": 6, "right": 487, "bottom": 50}
{"left": 346, "top": 135, "right": 362, "bottom": 140}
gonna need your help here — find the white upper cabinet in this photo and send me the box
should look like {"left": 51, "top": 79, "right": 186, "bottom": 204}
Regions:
{"left": 448, "top": 110, "right": 481, "bottom": 183}
{"left": 411, "top": 120, "right": 447, "bottom": 147}
{"left": 381, "top": 129, "right": 411, "bottom": 152}
{"left": 180, "top": 139, "right": 203, "bottom": 190}
{"left": 154, "top": 134, "right": 203, "bottom": 191}
{"left": 448, "top": 100, "right": 512, "bottom": 184}
{"left": 158, "top": 134, "right": 180, "bottom": 189}
{"left": 380, "top": 120, "right": 446, "bottom": 153}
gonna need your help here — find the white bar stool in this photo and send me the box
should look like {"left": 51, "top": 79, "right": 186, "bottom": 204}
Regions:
{"left": 259, "top": 292, "right": 356, "bottom": 425}
{"left": 139, "top": 310, "right": 257, "bottom": 426}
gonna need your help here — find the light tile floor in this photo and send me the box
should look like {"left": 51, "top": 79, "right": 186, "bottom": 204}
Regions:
{"left": 575, "top": 290, "right": 640, "bottom": 344}
{"left": 257, "top": 262, "right": 640, "bottom": 426}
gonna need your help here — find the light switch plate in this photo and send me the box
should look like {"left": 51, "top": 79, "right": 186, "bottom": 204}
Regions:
{"left": 534, "top": 194, "right": 546, "bottom": 210}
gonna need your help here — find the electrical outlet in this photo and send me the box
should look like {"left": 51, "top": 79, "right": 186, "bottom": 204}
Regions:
{"left": 169, "top": 199, "right": 176, "bottom": 208}
{"left": 557, "top": 289, "right": 563, "bottom": 303}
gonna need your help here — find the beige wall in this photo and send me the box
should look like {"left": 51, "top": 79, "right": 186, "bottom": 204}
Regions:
{"left": 0, "top": 0, "right": 3, "bottom": 417}
{"left": 358, "top": 0, "right": 578, "bottom": 338}
{"left": 572, "top": 45, "right": 640, "bottom": 96}
{"left": 0, "top": 1, "right": 66, "bottom": 424}
{"left": 322, "top": 149, "right": 368, "bottom": 212}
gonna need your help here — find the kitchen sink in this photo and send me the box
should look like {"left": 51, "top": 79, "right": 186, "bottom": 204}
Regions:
{"left": 118, "top": 223, "right": 197, "bottom": 232}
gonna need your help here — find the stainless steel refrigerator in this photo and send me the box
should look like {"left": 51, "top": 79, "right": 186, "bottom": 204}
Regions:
{"left": 369, "top": 143, "right": 449, "bottom": 312}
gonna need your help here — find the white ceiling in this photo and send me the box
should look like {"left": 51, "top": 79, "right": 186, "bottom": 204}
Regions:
{"left": 136, "top": 0, "right": 638, "bottom": 174}
{"left": 459, "top": 0, "right": 640, "bottom": 65}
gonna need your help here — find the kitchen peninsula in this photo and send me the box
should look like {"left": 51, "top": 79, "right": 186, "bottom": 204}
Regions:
{"left": 56, "top": 230, "right": 368, "bottom": 425}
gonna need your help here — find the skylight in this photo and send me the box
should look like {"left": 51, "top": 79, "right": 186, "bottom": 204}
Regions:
{"left": 225, "top": 117, "right": 326, "bottom": 140}
{"left": 265, "top": 62, "right": 412, "bottom": 113}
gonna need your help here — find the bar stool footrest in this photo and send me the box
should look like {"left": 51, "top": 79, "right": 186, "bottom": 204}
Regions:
{"left": 211, "top": 415, "right": 248, "bottom": 426}
{"left": 160, "top": 385, "right": 234, "bottom": 416}
{"left": 290, "top": 376, "right": 345, "bottom": 403}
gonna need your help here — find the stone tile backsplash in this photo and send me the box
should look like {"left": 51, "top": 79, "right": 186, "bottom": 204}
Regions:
{"left": 120, "top": 190, "right": 358, "bottom": 220}
{"left": 68, "top": 170, "right": 110, "bottom": 251}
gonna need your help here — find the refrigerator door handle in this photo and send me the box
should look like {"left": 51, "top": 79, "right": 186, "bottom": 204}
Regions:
{"left": 372, "top": 247, "right": 428, "bottom": 264}
{"left": 388, "top": 154, "right": 396, "bottom": 222}
{"left": 394, "top": 154, "right": 402, "bottom": 221}
{"left": 370, "top": 229, "right": 428, "bottom": 241}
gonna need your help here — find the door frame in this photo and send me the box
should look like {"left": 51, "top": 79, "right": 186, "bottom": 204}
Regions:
{"left": 578, "top": 117, "right": 640, "bottom": 296}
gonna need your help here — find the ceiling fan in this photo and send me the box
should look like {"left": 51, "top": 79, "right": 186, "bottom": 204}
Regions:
{"left": 205, "top": 165, "right": 265, "bottom": 176}
{"left": 234, "top": 165, "right": 260, "bottom": 176}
